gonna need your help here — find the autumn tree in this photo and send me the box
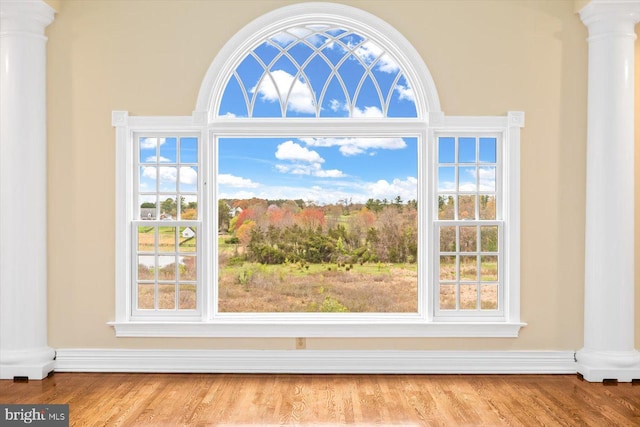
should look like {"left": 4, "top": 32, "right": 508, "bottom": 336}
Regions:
{"left": 296, "top": 207, "right": 326, "bottom": 230}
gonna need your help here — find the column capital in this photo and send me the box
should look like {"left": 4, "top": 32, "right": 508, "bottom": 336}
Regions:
{"left": 579, "top": 0, "right": 640, "bottom": 37}
{"left": 0, "top": 1, "right": 55, "bottom": 38}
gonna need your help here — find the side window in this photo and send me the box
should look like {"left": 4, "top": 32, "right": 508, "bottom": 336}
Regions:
{"left": 435, "top": 135, "right": 503, "bottom": 317}
{"left": 132, "top": 135, "right": 201, "bottom": 316}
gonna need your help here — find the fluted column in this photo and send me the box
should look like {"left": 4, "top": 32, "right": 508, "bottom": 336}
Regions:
{"left": 576, "top": 0, "right": 640, "bottom": 382}
{"left": 0, "top": 0, "right": 55, "bottom": 380}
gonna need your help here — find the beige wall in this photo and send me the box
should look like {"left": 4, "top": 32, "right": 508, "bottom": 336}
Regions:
{"left": 43, "top": 0, "right": 632, "bottom": 351}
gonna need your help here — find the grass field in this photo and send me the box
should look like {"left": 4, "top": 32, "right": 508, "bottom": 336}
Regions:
{"left": 218, "top": 259, "right": 418, "bottom": 313}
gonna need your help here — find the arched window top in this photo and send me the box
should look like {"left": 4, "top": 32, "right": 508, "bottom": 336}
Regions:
{"left": 195, "top": 2, "right": 441, "bottom": 121}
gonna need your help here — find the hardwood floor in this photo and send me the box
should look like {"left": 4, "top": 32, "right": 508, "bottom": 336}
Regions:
{"left": 0, "top": 373, "right": 638, "bottom": 426}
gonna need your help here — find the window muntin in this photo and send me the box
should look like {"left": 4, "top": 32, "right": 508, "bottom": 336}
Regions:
{"left": 435, "top": 135, "right": 503, "bottom": 317}
{"left": 137, "top": 136, "right": 199, "bottom": 221}
{"left": 132, "top": 135, "right": 201, "bottom": 317}
{"left": 218, "top": 25, "right": 417, "bottom": 118}
{"left": 216, "top": 136, "right": 419, "bottom": 313}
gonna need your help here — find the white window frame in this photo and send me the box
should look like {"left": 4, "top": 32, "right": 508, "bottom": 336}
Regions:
{"left": 109, "top": 3, "right": 525, "bottom": 338}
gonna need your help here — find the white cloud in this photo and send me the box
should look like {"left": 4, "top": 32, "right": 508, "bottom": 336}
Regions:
{"left": 219, "top": 112, "right": 237, "bottom": 118}
{"left": 329, "top": 99, "right": 342, "bottom": 112}
{"left": 145, "top": 155, "right": 171, "bottom": 163}
{"left": 315, "top": 169, "right": 346, "bottom": 178}
{"left": 275, "top": 140, "right": 323, "bottom": 163}
{"left": 301, "top": 137, "right": 406, "bottom": 156}
{"left": 395, "top": 83, "right": 415, "bottom": 102}
{"left": 180, "top": 167, "right": 198, "bottom": 185}
{"left": 275, "top": 164, "right": 317, "bottom": 175}
{"left": 274, "top": 141, "right": 346, "bottom": 178}
{"left": 366, "top": 177, "right": 418, "bottom": 201}
{"left": 251, "top": 70, "right": 315, "bottom": 114}
{"left": 218, "top": 173, "right": 259, "bottom": 188}
{"left": 140, "top": 137, "right": 165, "bottom": 150}
{"left": 478, "top": 167, "right": 496, "bottom": 192}
{"left": 352, "top": 42, "right": 400, "bottom": 74}
{"left": 352, "top": 105, "right": 384, "bottom": 118}
{"left": 438, "top": 181, "right": 456, "bottom": 192}
{"left": 328, "top": 100, "right": 383, "bottom": 118}
{"left": 270, "top": 31, "right": 298, "bottom": 46}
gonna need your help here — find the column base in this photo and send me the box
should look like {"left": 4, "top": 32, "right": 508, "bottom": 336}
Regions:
{"left": 576, "top": 349, "right": 640, "bottom": 382}
{"left": 0, "top": 347, "right": 56, "bottom": 380}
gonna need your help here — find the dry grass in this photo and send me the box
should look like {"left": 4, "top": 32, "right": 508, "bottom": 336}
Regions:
{"left": 137, "top": 284, "right": 196, "bottom": 310}
{"left": 439, "top": 284, "right": 497, "bottom": 310}
{"left": 218, "top": 262, "right": 417, "bottom": 313}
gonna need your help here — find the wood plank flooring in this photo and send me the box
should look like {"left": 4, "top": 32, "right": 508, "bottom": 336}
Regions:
{"left": 0, "top": 373, "right": 638, "bottom": 426}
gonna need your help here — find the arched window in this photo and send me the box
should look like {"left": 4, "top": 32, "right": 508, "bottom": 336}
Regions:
{"left": 112, "top": 3, "right": 524, "bottom": 337}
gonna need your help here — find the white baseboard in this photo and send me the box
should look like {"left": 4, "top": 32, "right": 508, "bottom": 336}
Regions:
{"left": 54, "top": 349, "right": 577, "bottom": 374}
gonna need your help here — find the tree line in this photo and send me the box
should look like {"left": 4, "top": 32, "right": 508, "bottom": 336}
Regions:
{"left": 220, "top": 198, "right": 418, "bottom": 265}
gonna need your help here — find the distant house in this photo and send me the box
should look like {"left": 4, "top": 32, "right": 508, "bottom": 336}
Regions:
{"left": 229, "top": 206, "right": 243, "bottom": 217}
{"left": 181, "top": 227, "right": 195, "bottom": 238}
{"left": 140, "top": 208, "right": 155, "bottom": 220}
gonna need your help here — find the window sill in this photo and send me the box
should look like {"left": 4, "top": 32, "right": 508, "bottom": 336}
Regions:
{"left": 108, "top": 321, "right": 526, "bottom": 338}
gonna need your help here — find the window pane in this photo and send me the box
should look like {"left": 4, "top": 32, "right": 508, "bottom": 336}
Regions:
{"left": 137, "top": 284, "right": 155, "bottom": 310}
{"left": 139, "top": 137, "right": 159, "bottom": 163}
{"left": 180, "top": 137, "right": 198, "bottom": 163}
{"left": 139, "top": 195, "right": 157, "bottom": 220}
{"left": 438, "top": 195, "right": 455, "bottom": 220}
{"left": 479, "top": 166, "right": 496, "bottom": 192}
{"left": 179, "top": 167, "right": 198, "bottom": 193}
{"left": 181, "top": 196, "right": 198, "bottom": 220}
{"left": 159, "top": 167, "right": 177, "bottom": 192}
{"left": 481, "top": 284, "right": 498, "bottom": 310}
{"left": 438, "top": 137, "right": 455, "bottom": 163}
{"left": 140, "top": 166, "right": 157, "bottom": 193}
{"left": 458, "top": 137, "right": 476, "bottom": 163}
{"left": 439, "top": 284, "right": 456, "bottom": 310}
{"left": 481, "top": 255, "right": 498, "bottom": 281}
{"left": 180, "top": 256, "right": 197, "bottom": 281}
{"left": 158, "top": 256, "right": 176, "bottom": 280}
{"left": 439, "top": 226, "right": 456, "bottom": 252}
{"left": 138, "top": 256, "right": 155, "bottom": 280}
{"left": 179, "top": 284, "right": 197, "bottom": 310}
{"left": 460, "top": 255, "right": 477, "bottom": 281}
{"left": 479, "top": 138, "right": 496, "bottom": 163}
{"left": 459, "top": 226, "right": 477, "bottom": 252}
{"left": 138, "top": 226, "right": 155, "bottom": 252}
{"left": 218, "top": 136, "right": 417, "bottom": 313}
{"left": 460, "top": 284, "right": 478, "bottom": 309}
{"left": 159, "top": 137, "right": 177, "bottom": 163}
{"left": 179, "top": 227, "right": 197, "bottom": 252}
{"left": 158, "top": 284, "right": 176, "bottom": 310}
{"left": 458, "top": 195, "right": 476, "bottom": 220}
{"left": 158, "top": 227, "right": 176, "bottom": 253}
{"left": 439, "top": 255, "right": 456, "bottom": 280}
{"left": 458, "top": 166, "right": 477, "bottom": 192}
{"left": 158, "top": 195, "right": 177, "bottom": 220}
{"left": 438, "top": 167, "right": 455, "bottom": 192}
{"left": 480, "top": 226, "right": 499, "bottom": 252}
{"left": 478, "top": 195, "right": 496, "bottom": 220}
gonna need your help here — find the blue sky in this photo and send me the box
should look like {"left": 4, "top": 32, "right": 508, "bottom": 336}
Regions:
{"left": 216, "top": 25, "right": 420, "bottom": 204}
{"left": 218, "top": 137, "right": 417, "bottom": 205}
{"left": 437, "top": 137, "right": 497, "bottom": 193}
{"left": 219, "top": 26, "right": 416, "bottom": 118}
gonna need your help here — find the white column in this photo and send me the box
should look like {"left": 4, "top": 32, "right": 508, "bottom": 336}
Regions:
{"left": 0, "top": 0, "right": 55, "bottom": 380}
{"left": 577, "top": 0, "right": 640, "bottom": 382}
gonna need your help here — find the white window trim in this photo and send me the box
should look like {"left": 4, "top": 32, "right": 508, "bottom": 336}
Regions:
{"left": 110, "top": 2, "right": 525, "bottom": 338}
{"left": 111, "top": 111, "right": 524, "bottom": 337}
